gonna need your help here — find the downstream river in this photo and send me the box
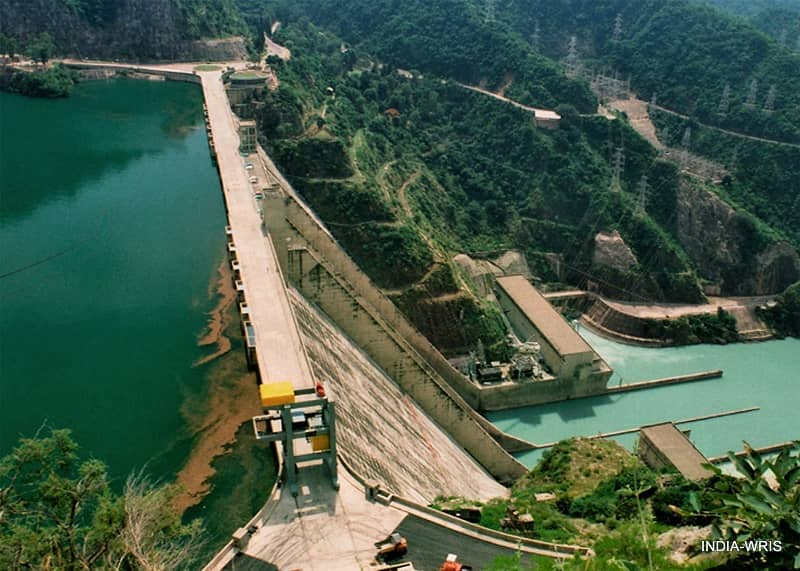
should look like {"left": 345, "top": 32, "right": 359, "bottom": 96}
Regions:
{"left": 489, "top": 327, "right": 800, "bottom": 467}
{"left": 0, "top": 79, "right": 225, "bottom": 479}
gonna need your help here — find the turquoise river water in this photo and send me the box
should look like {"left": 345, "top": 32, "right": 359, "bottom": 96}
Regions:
{"left": 489, "top": 327, "right": 800, "bottom": 467}
{"left": 0, "top": 79, "right": 226, "bottom": 480}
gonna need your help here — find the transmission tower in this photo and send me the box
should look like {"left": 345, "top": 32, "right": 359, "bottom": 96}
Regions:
{"left": 650, "top": 92, "right": 657, "bottom": 106}
{"left": 485, "top": 0, "right": 496, "bottom": 23}
{"left": 764, "top": 85, "right": 776, "bottom": 112}
{"left": 531, "top": 20, "right": 541, "bottom": 52}
{"left": 565, "top": 35, "right": 580, "bottom": 78}
{"left": 718, "top": 83, "right": 731, "bottom": 116}
{"left": 796, "top": 34, "right": 800, "bottom": 53}
{"left": 681, "top": 127, "right": 692, "bottom": 168}
{"left": 635, "top": 175, "right": 649, "bottom": 216}
{"left": 778, "top": 29, "right": 788, "bottom": 48}
{"left": 612, "top": 146, "right": 625, "bottom": 190}
{"left": 730, "top": 148, "right": 739, "bottom": 172}
{"left": 744, "top": 79, "right": 758, "bottom": 109}
{"left": 612, "top": 13, "right": 623, "bottom": 43}
{"left": 659, "top": 126, "right": 669, "bottom": 146}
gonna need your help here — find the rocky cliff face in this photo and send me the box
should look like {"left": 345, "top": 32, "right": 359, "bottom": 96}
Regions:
{"left": 677, "top": 181, "right": 800, "bottom": 295}
{"left": 0, "top": 0, "right": 243, "bottom": 61}
{"left": 592, "top": 231, "right": 639, "bottom": 273}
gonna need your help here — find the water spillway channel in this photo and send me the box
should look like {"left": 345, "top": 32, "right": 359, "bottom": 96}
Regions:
{"left": 488, "top": 327, "right": 800, "bottom": 467}
{"left": 0, "top": 79, "right": 227, "bottom": 482}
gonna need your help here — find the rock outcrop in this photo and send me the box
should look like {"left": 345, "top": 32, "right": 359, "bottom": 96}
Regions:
{"left": 677, "top": 182, "right": 800, "bottom": 295}
{"left": 0, "top": 0, "right": 243, "bottom": 61}
{"left": 188, "top": 37, "right": 248, "bottom": 62}
{"left": 592, "top": 231, "right": 638, "bottom": 273}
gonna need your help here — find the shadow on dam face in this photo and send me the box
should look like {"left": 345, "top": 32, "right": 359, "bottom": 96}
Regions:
{"left": 288, "top": 288, "right": 506, "bottom": 503}
{"left": 222, "top": 554, "right": 277, "bottom": 571}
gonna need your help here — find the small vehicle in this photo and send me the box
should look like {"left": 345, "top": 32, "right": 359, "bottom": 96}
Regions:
{"left": 254, "top": 191, "right": 265, "bottom": 200}
{"left": 440, "top": 553, "right": 472, "bottom": 571}
{"left": 376, "top": 533, "right": 408, "bottom": 561}
{"left": 249, "top": 176, "right": 259, "bottom": 184}
{"left": 500, "top": 505, "right": 534, "bottom": 531}
{"left": 245, "top": 163, "right": 254, "bottom": 170}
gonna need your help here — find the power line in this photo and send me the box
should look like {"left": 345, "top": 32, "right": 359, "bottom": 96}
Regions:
{"left": 0, "top": 240, "right": 89, "bottom": 281}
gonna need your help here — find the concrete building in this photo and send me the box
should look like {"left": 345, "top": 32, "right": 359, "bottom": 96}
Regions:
{"left": 638, "top": 423, "right": 713, "bottom": 481}
{"left": 496, "top": 275, "right": 595, "bottom": 379}
{"left": 225, "top": 68, "right": 277, "bottom": 111}
{"left": 534, "top": 109, "right": 561, "bottom": 129}
{"left": 238, "top": 120, "right": 257, "bottom": 154}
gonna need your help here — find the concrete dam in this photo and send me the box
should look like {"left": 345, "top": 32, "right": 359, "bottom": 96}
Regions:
{"left": 62, "top": 60, "right": 601, "bottom": 569}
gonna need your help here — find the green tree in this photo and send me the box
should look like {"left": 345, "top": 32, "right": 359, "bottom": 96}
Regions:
{"left": 704, "top": 442, "right": 800, "bottom": 569}
{"left": 0, "top": 428, "right": 203, "bottom": 570}
{"left": 762, "top": 282, "right": 800, "bottom": 337}
{"left": 0, "top": 33, "right": 19, "bottom": 58}
{"left": 28, "top": 32, "right": 56, "bottom": 64}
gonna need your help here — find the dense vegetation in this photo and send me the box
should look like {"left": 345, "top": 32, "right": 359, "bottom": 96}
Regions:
{"left": 250, "top": 19, "right": 717, "bottom": 354}
{"left": 699, "top": 0, "right": 800, "bottom": 19}
{"left": 434, "top": 438, "right": 800, "bottom": 571}
{"left": 0, "top": 0, "right": 246, "bottom": 60}
{"left": 0, "top": 429, "right": 203, "bottom": 570}
{"left": 760, "top": 281, "right": 800, "bottom": 337}
{"left": 0, "top": 63, "right": 76, "bottom": 97}
{"left": 444, "top": 438, "right": 800, "bottom": 570}
{"left": 651, "top": 108, "right": 800, "bottom": 249}
{"left": 642, "top": 308, "right": 740, "bottom": 345}
{"left": 272, "top": 0, "right": 596, "bottom": 112}
{"left": 492, "top": 0, "right": 800, "bottom": 144}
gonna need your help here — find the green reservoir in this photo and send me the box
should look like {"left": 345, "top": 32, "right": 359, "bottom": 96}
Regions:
{"left": 0, "top": 79, "right": 226, "bottom": 481}
{"left": 489, "top": 327, "right": 800, "bottom": 467}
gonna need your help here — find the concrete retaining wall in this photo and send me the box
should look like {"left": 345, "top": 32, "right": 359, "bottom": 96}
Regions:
{"left": 64, "top": 63, "right": 202, "bottom": 85}
{"left": 476, "top": 373, "right": 611, "bottom": 411}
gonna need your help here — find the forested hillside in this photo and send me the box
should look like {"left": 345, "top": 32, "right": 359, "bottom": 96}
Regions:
{"left": 248, "top": 18, "right": 723, "bottom": 354}
{"left": 0, "top": 0, "right": 245, "bottom": 60}
{"left": 240, "top": 0, "right": 596, "bottom": 113}
{"left": 699, "top": 0, "right": 800, "bottom": 19}
{"left": 700, "top": 0, "right": 800, "bottom": 49}
{"left": 5, "top": 0, "right": 798, "bottom": 342}
{"left": 492, "top": 0, "right": 800, "bottom": 144}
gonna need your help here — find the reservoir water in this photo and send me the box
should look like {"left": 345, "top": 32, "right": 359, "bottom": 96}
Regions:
{"left": 0, "top": 79, "right": 226, "bottom": 481}
{"left": 488, "top": 327, "right": 800, "bottom": 467}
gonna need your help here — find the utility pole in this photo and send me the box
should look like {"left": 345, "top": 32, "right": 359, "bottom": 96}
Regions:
{"left": 718, "top": 83, "right": 730, "bottom": 116}
{"left": 659, "top": 126, "right": 669, "bottom": 146}
{"left": 612, "top": 13, "right": 623, "bottom": 43}
{"left": 744, "top": 79, "right": 758, "bottom": 109}
{"left": 635, "top": 175, "right": 649, "bottom": 216}
{"left": 778, "top": 29, "right": 788, "bottom": 48}
{"left": 612, "top": 146, "right": 625, "bottom": 190}
{"left": 531, "top": 20, "right": 541, "bottom": 52}
{"left": 485, "top": 0, "right": 496, "bottom": 24}
{"left": 681, "top": 127, "right": 692, "bottom": 168}
{"left": 764, "top": 85, "right": 776, "bottom": 112}
{"left": 566, "top": 35, "right": 580, "bottom": 78}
